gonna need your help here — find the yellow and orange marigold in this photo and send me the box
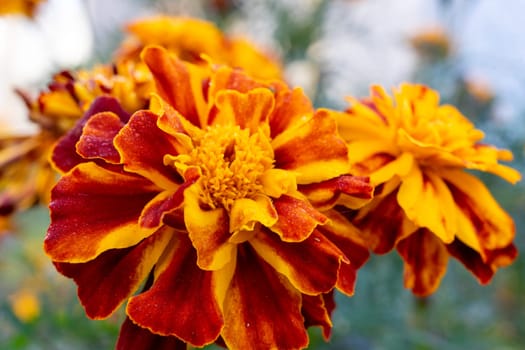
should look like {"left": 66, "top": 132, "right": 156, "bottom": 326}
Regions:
{"left": 44, "top": 46, "right": 372, "bottom": 349}
{"left": 115, "top": 16, "right": 283, "bottom": 81}
{"left": 334, "top": 83, "right": 521, "bottom": 296}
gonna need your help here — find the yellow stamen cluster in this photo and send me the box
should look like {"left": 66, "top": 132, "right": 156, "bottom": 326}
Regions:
{"left": 176, "top": 124, "right": 274, "bottom": 210}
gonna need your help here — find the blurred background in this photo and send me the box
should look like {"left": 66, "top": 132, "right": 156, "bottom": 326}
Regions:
{"left": 1, "top": 0, "right": 524, "bottom": 348}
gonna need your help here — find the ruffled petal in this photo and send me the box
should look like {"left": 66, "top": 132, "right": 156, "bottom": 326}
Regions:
{"left": 319, "top": 209, "right": 370, "bottom": 295}
{"left": 184, "top": 185, "right": 236, "bottom": 270}
{"left": 369, "top": 152, "right": 414, "bottom": 185}
{"left": 302, "top": 292, "right": 334, "bottom": 340}
{"left": 397, "top": 166, "right": 456, "bottom": 244}
{"left": 463, "top": 144, "right": 521, "bottom": 184}
{"left": 337, "top": 101, "right": 392, "bottom": 141}
{"left": 151, "top": 94, "right": 202, "bottom": 147}
{"left": 397, "top": 229, "right": 449, "bottom": 296}
{"left": 45, "top": 162, "right": 159, "bottom": 263}
{"left": 142, "top": 46, "right": 206, "bottom": 127}
{"left": 299, "top": 175, "right": 373, "bottom": 211}
{"left": 270, "top": 87, "right": 313, "bottom": 138}
{"left": 447, "top": 239, "right": 517, "bottom": 284}
{"left": 440, "top": 169, "right": 516, "bottom": 251}
{"left": 211, "top": 88, "right": 275, "bottom": 133}
{"left": 208, "top": 65, "right": 266, "bottom": 97}
{"left": 76, "top": 112, "right": 124, "bottom": 163}
{"left": 140, "top": 170, "right": 199, "bottom": 229}
{"left": 127, "top": 235, "right": 223, "bottom": 347}
{"left": 260, "top": 168, "right": 297, "bottom": 198}
{"left": 54, "top": 226, "right": 172, "bottom": 319}
{"left": 114, "top": 110, "right": 182, "bottom": 189}
{"left": 221, "top": 244, "right": 308, "bottom": 350}
{"left": 273, "top": 110, "right": 349, "bottom": 184}
{"left": 250, "top": 229, "right": 345, "bottom": 294}
{"left": 52, "top": 96, "right": 130, "bottom": 173}
{"left": 117, "top": 317, "right": 188, "bottom": 350}
{"left": 353, "top": 190, "right": 418, "bottom": 254}
{"left": 271, "top": 195, "right": 327, "bottom": 242}
{"left": 229, "top": 195, "right": 278, "bottom": 233}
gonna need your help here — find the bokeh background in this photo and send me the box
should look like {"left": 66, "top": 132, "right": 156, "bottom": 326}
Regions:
{"left": 1, "top": 0, "right": 524, "bottom": 349}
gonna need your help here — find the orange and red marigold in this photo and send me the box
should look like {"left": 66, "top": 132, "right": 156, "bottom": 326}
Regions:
{"left": 334, "top": 83, "right": 521, "bottom": 296}
{"left": 44, "top": 46, "right": 373, "bottom": 349}
{"left": 0, "top": 15, "right": 284, "bottom": 234}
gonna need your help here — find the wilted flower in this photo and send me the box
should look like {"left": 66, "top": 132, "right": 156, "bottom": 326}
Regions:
{"left": 44, "top": 46, "right": 372, "bottom": 349}
{"left": 335, "top": 83, "right": 521, "bottom": 296}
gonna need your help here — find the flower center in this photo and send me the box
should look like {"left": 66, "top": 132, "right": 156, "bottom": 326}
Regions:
{"left": 174, "top": 124, "right": 274, "bottom": 210}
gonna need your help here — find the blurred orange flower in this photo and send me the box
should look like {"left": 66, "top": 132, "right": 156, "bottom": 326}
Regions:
{"left": 0, "top": 0, "right": 45, "bottom": 17}
{"left": 0, "top": 62, "right": 148, "bottom": 232}
{"left": 410, "top": 26, "right": 451, "bottom": 58}
{"left": 116, "top": 16, "right": 283, "bottom": 81}
{"left": 44, "top": 46, "right": 372, "bottom": 349}
{"left": 335, "top": 83, "right": 521, "bottom": 296}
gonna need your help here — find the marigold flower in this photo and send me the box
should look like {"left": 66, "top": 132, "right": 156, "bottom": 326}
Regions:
{"left": 0, "top": 62, "right": 149, "bottom": 230}
{"left": 335, "top": 83, "right": 521, "bottom": 296}
{"left": 44, "top": 46, "right": 372, "bottom": 349}
{"left": 2, "top": 15, "right": 283, "bottom": 231}
{"left": 115, "top": 16, "right": 283, "bottom": 81}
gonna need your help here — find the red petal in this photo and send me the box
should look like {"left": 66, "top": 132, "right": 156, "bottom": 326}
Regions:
{"left": 251, "top": 229, "right": 345, "bottom": 294}
{"left": 447, "top": 239, "right": 517, "bottom": 284}
{"left": 271, "top": 195, "right": 327, "bottom": 242}
{"left": 127, "top": 236, "right": 223, "bottom": 347}
{"left": 299, "top": 175, "right": 373, "bottom": 210}
{"left": 117, "top": 317, "right": 188, "bottom": 350}
{"left": 52, "top": 96, "right": 130, "bottom": 173}
{"left": 142, "top": 46, "right": 201, "bottom": 126}
{"left": 302, "top": 292, "right": 334, "bottom": 340}
{"left": 76, "top": 112, "right": 124, "bottom": 163}
{"left": 273, "top": 110, "right": 349, "bottom": 184}
{"left": 270, "top": 87, "right": 313, "bottom": 138}
{"left": 140, "top": 173, "right": 198, "bottom": 229}
{"left": 221, "top": 244, "right": 308, "bottom": 350}
{"left": 54, "top": 227, "right": 172, "bottom": 319}
{"left": 397, "top": 229, "right": 449, "bottom": 296}
{"left": 115, "top": 110, "right": 182, "bottom": 189}
{"left": 353, "top": 190, "right": 415, "bottom": 254}
{"left": 318, "top": 210, "right": 370, "bottom": 295}
{"left": 45, "top": 162, "right": 159, "bottom": 262}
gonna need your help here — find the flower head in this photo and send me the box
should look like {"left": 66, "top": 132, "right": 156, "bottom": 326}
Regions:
{"left": 0, "top": 61, "right": 147, "bottom": 231}
{"left": 115, "top": 16, "right": 283, "bottom": 81}
{"left": 44, "top": 46, "right": 372, "bottom": 349}
{"left": 335, "top": 83, "right": 521, "bottom": 296}
{"left": 1, "top": 16, "right": 284, "bottom": 231}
